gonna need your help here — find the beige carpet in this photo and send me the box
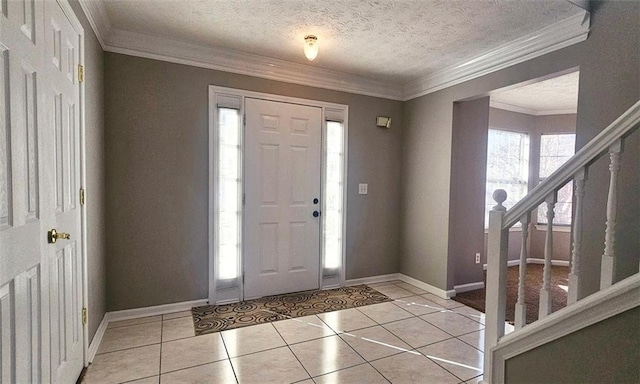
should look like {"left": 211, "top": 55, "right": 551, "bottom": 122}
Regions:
{"left": 192, "top": 284, "right": 392, "bottom": 335}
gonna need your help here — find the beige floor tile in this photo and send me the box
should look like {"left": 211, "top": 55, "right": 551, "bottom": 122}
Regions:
{"left": 458, "top": 330, "right": 485, "bottom": 352}
{"left": 313, "top": 363, "right": 388, "bottom": 384}
{"left": 273, "top": 315, "right": 335, "bottom": 345}
{"left": 109, "top": 316, "right": 163, "bottom": 329}
{"left": 160, "top": 359, "right": 236, "bottom": 384}
{"left": 420, "top": 294, "right": 465, "bottom": 309}
{"left": 231, "top": 346, "right": 309, "bottom": 384}
{"left": 161, "top": 333, "right": 228, "bottom": 373}
{"left": 383, "top": 317, "right": 452, "bottom": 348}
{"left": 293, "top": 380, "right": 314, "bottom": 384}
{"left": 163, "top": 310, "right": 192, "bottom": 320}
{"left": 419, "top": 338, "right": 483, "bottom": 381}
{"left": 392, "top": 295, "right": 445, "bottom": 316}
{"left": 123, "top": 376, "right": 159, "bottom": 384}
{"left": 420, "top": 312, "right": 484, "bottom": 336}
{"left": 453, "top": 306, "right": 486, "bottom": 325}
{"left": 83, "top": 344, "right": 160, "bottom": 383}
{"left": 371, "top": 351, "right": 459, "bottom": 384}
{"left": 221, "top": 323, "right": 285, "bottom": 357}
{"left": 98, "top": 322, "right": 162, "bottom": 354}
{"left": 357, "top": 302, "right": 413, "bottom": 324}
{"left": 162, "top": 317, "right": 195, "bottom": 342}
{"left": 289, "top": 335, "right": 365, "bottom": 377}
{"left": 339, "top": 325, "right": 412, "bottom": 361}
{"left": 318, "top": 308, "right": 377, "bottom": 332}
{"left": 394, "top": 282, "right": 428, "bottom": 295}
{"left": 371, "top": 284, "right": 415, "bottom": 299}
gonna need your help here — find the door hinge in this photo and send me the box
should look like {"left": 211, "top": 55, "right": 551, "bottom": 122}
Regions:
{"left": 242, "top": 193, "right": 245, "bottom": 206}
{"left": 243, "top": 114, "right": 246, "bottom": 126}
{"left": 242, "top": 273, "right": 245, "bottom": 284}
{"left": 78, "top": 64, "right": 84, "bottom": 83}
{"left": 82, "top": 307, "right": 87, "bottom": 325}
{"left": 79, "top": 188, "right": 85, "bottom": 206}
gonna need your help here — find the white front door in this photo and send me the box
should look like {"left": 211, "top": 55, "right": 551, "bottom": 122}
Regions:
{"left": 0, "top": 1, "right": 84, "bottom": 382}
{"left": 244, "top": 98, "right": 322, "bottom": 299}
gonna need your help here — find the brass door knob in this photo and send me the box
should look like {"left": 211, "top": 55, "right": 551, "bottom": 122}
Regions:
{"left": 48, "top": 229, "right": 71, "bottom": 244}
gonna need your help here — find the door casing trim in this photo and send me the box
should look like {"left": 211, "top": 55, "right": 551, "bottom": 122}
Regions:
{"left": 208, "top": 86, "right": 349, "bottom": 304}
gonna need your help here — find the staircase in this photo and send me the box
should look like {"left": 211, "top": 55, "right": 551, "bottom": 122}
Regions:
{"left": 483, "top": 100, "right": 640, "bottom": 383}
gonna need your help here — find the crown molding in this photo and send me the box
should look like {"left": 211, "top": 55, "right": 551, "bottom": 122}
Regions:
{"left": 403, "top": 11, "right": 590, "bottom": 100}
{"left": 77, "top": 0, "right": 112, "bottom": 49}
{"left": 77, "top": 2, "right": 589, "bottom": 102}
{"left": 105, "top": 29, "right": 404, "bottom": 100}
{"left": 490, "top": 101, "right": 577, "bottom": 116}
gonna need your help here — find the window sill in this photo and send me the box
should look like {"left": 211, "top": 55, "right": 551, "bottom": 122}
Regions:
{"left": 484, "top": 226, "right": 523, "bottom": 234}
{"left": 534, "top": 224, "right": 571, "bottom": 233}
{"left": 484, "top": 225, "right": 571, "bottom": 234}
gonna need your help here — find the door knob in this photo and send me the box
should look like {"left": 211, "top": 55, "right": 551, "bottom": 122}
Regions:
{"left": 313, "top": 211, "right": 320, "bottom": 218}
{"left": 48, "top": 229, "right": 71, "bottom": 244}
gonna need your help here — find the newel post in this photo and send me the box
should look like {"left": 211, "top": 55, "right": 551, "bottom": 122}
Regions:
{"left": 483, "top": 189, "right": 509, "bottom": 384}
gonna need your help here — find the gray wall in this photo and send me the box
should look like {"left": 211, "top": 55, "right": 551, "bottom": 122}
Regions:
{"left": 104, "top": 54, "right": 403, "bottom": 310}
{"left": 69, "top": 1, "right": 106, "bottom": 342}
{"left": 573, "top": 0, "right": 640, "bottom": 298}
{"left": 401, "top": 0, "right": 639, "bottom": 291}
{"left": 505, "top": 306, "right": 640, "bottom": 383}
{"left": 448, "top": 97, "right": 490, "bottom": 287}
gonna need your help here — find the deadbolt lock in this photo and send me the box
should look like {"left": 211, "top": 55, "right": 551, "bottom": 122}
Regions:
{"left": 48, "top": 229, "right": 71, "bottom": 244}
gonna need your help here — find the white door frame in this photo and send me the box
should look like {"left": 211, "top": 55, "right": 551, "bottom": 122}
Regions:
{"left": 208, "top": 86, "right": 348, "bottom": 304}
{"left": 54, "top": 0, "right": 89, "bottom": 367}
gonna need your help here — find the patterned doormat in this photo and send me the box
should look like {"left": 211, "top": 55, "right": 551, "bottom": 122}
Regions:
{"left": 191, "top": 285, "right": 392, "bottom": 336}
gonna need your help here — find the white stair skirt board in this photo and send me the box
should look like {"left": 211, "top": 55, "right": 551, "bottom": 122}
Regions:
{"left": 489, "top": 273, "right": 640, "bottom": 382}
{"left": 454, "top": 282, "right": 485, "bottom": 294}
{"left": 482, "top": 259, "right": 569, "bottom": 270}
{"left": 345, "top": 273, "right": 456, "bottom": 299}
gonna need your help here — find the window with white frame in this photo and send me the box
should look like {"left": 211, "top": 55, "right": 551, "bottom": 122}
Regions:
{"left": 484, "top": 129, "right": 530, "bottom": 228}
{"left": 323, "top": 120, "right": 344, "bottom": 271}
{"left": 537, "top": 133, "right": 576, "bottom": 225}
{"left": 217, "top": 107, "right": 242, "bottom": 281}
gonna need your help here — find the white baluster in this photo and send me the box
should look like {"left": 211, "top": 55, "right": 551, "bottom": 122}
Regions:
{"left": 568, "top": 169, "right": 587, "bottom": 304}
{"left": 539, "top": 192, "right": 556, "bottom": 319}
{"left": 601, "top": 139, "right": 623, "bottom": 289}
{"left": 514, "top": 213, "right": 529, "bottom": 329}
{"left": 483, "top": 189, "right": 509, "bottom": 384}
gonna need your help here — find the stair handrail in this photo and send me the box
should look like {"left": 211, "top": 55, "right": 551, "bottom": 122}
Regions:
{"left": 502, "top": 100, "right": 640, "bottom": 229}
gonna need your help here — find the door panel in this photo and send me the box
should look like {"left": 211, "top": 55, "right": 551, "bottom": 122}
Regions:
{"left": 244, "top": 98, "right": 322, "bottom": 299}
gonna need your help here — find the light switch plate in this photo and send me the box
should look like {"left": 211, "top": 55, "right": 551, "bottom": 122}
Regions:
{"left": 358, "top": 183, "right": 368, "bottom": 195}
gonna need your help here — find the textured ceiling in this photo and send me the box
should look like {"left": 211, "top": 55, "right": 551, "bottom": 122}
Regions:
{"left": 102, "top": 0, "right": 583, "bottom": 84}
{"left": 492, "top": 71, "right": 580, "bottom": 114}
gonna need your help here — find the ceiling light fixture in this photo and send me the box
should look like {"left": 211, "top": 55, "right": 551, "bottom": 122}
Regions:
{"left": 304, "top": 35, "right": 318, "bottom": 61}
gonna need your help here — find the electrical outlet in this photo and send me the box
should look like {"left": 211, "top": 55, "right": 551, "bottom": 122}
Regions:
{"left": 358, "top": 183, "right": 368, "bottom": 195}
{"left": 475, "top": 253, "right": 481, "bottom": 264}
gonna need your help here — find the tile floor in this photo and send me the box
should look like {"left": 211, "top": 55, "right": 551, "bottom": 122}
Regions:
{"left": 83, "top": 281, "right": 488, "bottom": 384}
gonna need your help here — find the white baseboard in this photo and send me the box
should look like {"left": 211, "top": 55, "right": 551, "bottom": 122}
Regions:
{"left": 483, "top": 259, "right": 569, "bottom": 270}
{"left": 345, "top": 273, "right": 401, "bottom": 286}
{"left": 454, "top": 281, "right": 485, "bottom": 294}
{"left": 87, "top": 314, "right": 108, "bottom": 363}
{"left": 345, "top": 273, "right": 455, "bottom": 299}
{"left": 527, "top": 258, "right": 570, "bottom": 267}
{"left": 107, "top": 298, "right": 208, "bottom": 323}
{"left": 398, "top": 274, "right": 456, "bottom": 299}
